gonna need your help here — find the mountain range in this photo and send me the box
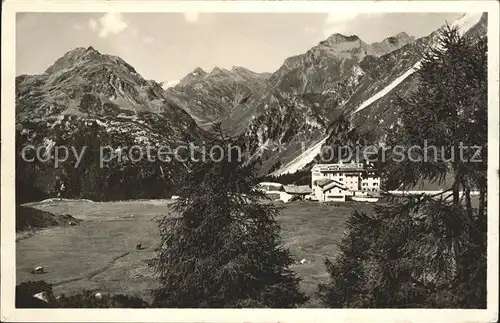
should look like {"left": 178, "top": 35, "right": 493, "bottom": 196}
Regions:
{"left": 173, "top": 12, "right": 485, "bottom": 175}
{"left": 15, "top": 12, "right": 487, "bottom": 200}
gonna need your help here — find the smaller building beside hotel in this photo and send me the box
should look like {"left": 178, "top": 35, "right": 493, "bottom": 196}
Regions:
{"left": 256, "top": 182, "right": 312, "bottom": 203}
{"left": 311, "top": 162, "right": 380, "bottom": 202}
{"left": 313, "top": 178, "right": 348, "bottom": 202}
{"left": 283, "top": 185, "right": 312, "bottom": 198}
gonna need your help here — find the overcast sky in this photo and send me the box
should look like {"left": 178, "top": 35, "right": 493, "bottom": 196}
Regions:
{"left": 16, "top": 12, "right": 462, "bottom": 82}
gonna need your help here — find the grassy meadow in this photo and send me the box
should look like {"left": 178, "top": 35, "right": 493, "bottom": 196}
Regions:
{"left": 16, "top": 199, "right": 373, "bottom": 307}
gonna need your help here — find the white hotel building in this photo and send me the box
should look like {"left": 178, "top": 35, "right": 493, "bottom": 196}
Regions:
{"left": 311, "top": 162, "right": 380, "bottom": 202}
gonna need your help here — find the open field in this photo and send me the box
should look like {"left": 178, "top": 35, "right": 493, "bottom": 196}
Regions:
{"left": 16, "top": 199, "right": 373, "bottom": 307}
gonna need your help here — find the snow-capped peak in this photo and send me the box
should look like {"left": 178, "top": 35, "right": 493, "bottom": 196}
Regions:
{"left": 162, "top": 79, "right": 180, "bottom": 90}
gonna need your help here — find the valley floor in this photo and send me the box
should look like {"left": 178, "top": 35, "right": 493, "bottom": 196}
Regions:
{"left": 16, "top": 199, "right": 373, "bottom": 307}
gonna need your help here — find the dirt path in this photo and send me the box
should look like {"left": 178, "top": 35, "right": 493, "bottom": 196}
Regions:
{"left": 52, "top": 252, "right": 130, "bottom": 286}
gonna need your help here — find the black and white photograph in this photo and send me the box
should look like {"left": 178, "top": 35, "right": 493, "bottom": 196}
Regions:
{"left": 1, "top": 1, "right": 498, "bottom": 322}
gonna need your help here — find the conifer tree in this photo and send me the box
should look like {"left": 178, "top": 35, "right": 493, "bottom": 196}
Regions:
{"left": 149, "top": 124, "right": 307, "bottom": 308}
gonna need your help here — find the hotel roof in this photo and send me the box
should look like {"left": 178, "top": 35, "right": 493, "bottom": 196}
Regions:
{"left": 322, "top": 180, "right": 347, "bottom": 192}
{"left": 311, "top": 163, "right": 365, "bottom": 173}
{"left": 314, "top": 178, "right": 333, "bottom": 187}
{"left": 258, "top": 182, "right": 283, "bottom": 187}
{"left": 314, "top": 178, "right": 346, "bottom": 190}
{"left": 283, "top": 185, "right": 312, "bottom": 194}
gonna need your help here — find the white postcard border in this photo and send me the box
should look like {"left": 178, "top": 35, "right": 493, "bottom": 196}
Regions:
{"left": 2, "top": 1, "right": 498, "bottom": 322}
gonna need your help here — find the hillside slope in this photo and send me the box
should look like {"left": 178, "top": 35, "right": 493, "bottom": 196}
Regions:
{"left": 16, "top": 205, "right": 81, "bottom": 232}
{"left": 16, "top": 47, "right": 207, "bottom": 201}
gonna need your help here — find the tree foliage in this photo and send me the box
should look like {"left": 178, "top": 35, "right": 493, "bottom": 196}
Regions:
{"left": 260, "top": 169, "right": 311, "bottom": 186}
{"left": 15, "top": 117, "right": 184, "bottom": 203}
{"left": 319, "top": 113, "right": 378, "bottom": 165}
{"left": 149, "top": 124, "right": 307, "bottom": 308}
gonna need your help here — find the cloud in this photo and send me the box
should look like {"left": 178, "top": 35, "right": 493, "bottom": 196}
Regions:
{"left": 305, "top": 26, "right": 319, "bottom": 36}
{"left": 323, "top": 12, "right": 360, "bottom": 37}
{"left": 88, "top": 18, "right": 98, "bottom": 31}
{"left": 88, "top": 13, "right": 128, "bottom": 38}
{"left": 143, "top": 36, "right": 155, "bottom": 43}
{"left": 326, "top": 12, "right": 359, "bottom": 25}
{"left": 323, "top": 13, "right": 385, "bottom": 38}
{"left": 183, "top": 12, "right": 199, "bottom": 23}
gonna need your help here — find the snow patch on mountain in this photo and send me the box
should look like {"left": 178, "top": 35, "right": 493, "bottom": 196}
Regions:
{"left": 452, "top": 12, "right": 484, "bottom": 32}
{"left": 352, "top": 61, "right": 421, "bottom": 114}
{"left": 352, "top": 65, "right": 365, "bottom": 77}
{"left": 162, "top": 80, "right": 180, "bottom": 90}
{"left": 271, "top": 137, "right": 327, "bottom": 175}
{"left": 351, "top": 12, "right": 482, "bottom": 115}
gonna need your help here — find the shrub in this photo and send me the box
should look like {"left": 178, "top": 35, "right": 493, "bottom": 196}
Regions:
{"left": 15, "top": 281, "right": 150, "bottom": 308}
{"left": 16, "top": 281, "right": 54, "bottom": 308}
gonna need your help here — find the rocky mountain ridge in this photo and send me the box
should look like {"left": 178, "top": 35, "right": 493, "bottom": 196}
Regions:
{"left": 164, "top": 66, "right": 271, "bottom": 126}
{"left": 162, "top": 30, "right": 416, "bottom": 133}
